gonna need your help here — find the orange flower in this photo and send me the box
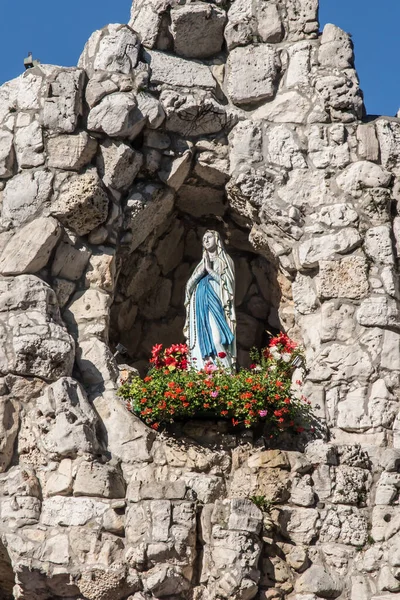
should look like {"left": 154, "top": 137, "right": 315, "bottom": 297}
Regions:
{"left": 158, "top": 400, "right": 167, "bottom": 410}
{"left": 284, "top": 398, "right": 291, "bottom": 405}
{"left": 183, "top": 402, "right": 189, "bottom": 408}
{"left": 232, "top": 418, "right": 239, "bottom": 426}
{"left": 246, "top": 378, "right": 253, "bottom": 384}
{"left": 244, "top": 419, "right": 251, "bottom": 426}
{"left": 140, "top": 398, "right": 147, "bottom": 404}
{"left": 187, "top": 382, "right": 194, "bottom": 388}
{"left": 151, "top": 422, "right": 159, "bottom": 430}
{"left": 276, "top": 381, "right": 283, "bottom": 388}
{"left": 167, "top": 382, "right": 175, "bottom": 389}
{"left": 203, "top": 403, "right": 210, "bottom": 409}
{"left": 227, "top": 401, "right": 233, "bottom": 407}
{"left": 240, "top": 392, "right": 253, "bottom": 400}
{"left": 144, "top": 376, "right": 152, "bottom": 383}
{"left": 221, "top": 410, "right": 228, "bottom": 416}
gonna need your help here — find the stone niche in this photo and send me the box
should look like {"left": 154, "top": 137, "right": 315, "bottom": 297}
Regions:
{"left": 110, "top": 194, "right": 286, "bottom": 373}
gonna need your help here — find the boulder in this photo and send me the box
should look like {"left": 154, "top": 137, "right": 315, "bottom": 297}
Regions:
{"left": 34, "top": 377, "right": 99, "bottom": 459}
{"left": 170, "top": 4, "right": 226, "bottom": 59}
{"left": 0, "top": 275, "right": 75, "bottom": 380}
{"left": 47, "top": 131, "right": 97, "bottom": 171}
{"left": 14, "top": 121, "right": 44, "bottom": 169}
{"left": 226, "top": 44, "right": 280, "bottom": 106}
{"left": 73, "top": 461, "right": 126, "bottom": 498}
{"left": 79, "top": 24, "right": 140, "bottom": 76}
{"left": 146, "top": 50, "right": 217, "bottom": 90}
{"left": 1, "top": 169, "right": 53, "bottom": 227}
{"left": 51, "top": 169, "right": 109, "bottom": 236}
{"left": 0, "top": 217, "right": 61, "bottom": 276}
{"left": 97, "top": 139, "right": 143, "bottom": 191}
{"left": 43, "top": 68, "right": 85, "bottom": 133}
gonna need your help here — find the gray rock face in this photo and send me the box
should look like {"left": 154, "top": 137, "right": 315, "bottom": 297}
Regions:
{"left": 0, "top": 1, "right": 400, "bottom": 599}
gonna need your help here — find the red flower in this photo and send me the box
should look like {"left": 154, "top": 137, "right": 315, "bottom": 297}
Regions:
{"left": 232, "top": 418, "right": 239, "bottom": 427}
{"left": 151, "top": 344, "right": 163, "bottom": 356}
{"left": 249, "top": 363, "right": 258, "bottom": 370}
{"left": 218, "top": 352, "right": 227, "bottom": 359}
{"left": 297, "top": 426, "right": 305, "bottom": 433}
{"left": 151, "top": 422, "right": 159, "bottom": 430}
{"left": 221, "top": 410, "right": 228, "bottom": 416}
{"left": 144, "top": 376, "right": 152, "bottom": 382}
{"left": 203, "top": 403, "right": 210, "bottom": 409}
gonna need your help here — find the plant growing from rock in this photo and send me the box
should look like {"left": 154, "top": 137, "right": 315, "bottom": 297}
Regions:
{"left": 118, "top": 333, "right": 311, "bottom": 433}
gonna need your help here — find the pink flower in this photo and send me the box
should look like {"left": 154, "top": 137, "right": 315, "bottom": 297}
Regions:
{"left": 204, "top": 362, "right": 218, "bottom": 374}
{"left": 211, "top": 391, "right": 219, "bottom": 398}
{"left": 259, "top": 409, "right": 268, "bottom": 418}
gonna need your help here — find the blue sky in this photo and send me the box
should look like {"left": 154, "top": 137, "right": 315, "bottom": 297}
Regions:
{"left": 0, "top": 0, "right": 399, "bottom": 117}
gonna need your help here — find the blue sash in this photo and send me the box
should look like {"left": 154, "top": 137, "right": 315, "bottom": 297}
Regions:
{"left": 195, "top": 274, "right": 234, "bottom": 359}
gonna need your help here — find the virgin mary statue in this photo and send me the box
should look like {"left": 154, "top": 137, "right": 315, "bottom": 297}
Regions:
{"left": 184, "top": 230, "right": 236, "bottom": 370}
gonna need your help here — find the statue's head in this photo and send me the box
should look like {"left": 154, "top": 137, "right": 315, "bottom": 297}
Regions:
{"left": 202, "top": 230, "right": 218, "bottom": 253}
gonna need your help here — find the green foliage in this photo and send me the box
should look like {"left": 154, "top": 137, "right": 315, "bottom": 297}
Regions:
{"left": 118, "top": 333, "right": 311, "bottom": 433}
{"left": 249, "top": 495, "right": 273, "bottom": 513}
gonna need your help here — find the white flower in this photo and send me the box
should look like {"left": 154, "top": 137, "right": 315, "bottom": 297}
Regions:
{"left": 270, "top": 347, "right": 281, "bottom": 360}
{"left": 253, "top": 365, "right": 262, "bottom": 372}
{"left": 281, "top": 353, "right": 291, "bottom": 363}
{"left": 269, "top": 365, "right": 277, "bottom": 371}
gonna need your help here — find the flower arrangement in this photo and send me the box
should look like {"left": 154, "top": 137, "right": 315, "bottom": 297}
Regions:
{"left": 118, "top": 333, "right": 311, "bottom": 433}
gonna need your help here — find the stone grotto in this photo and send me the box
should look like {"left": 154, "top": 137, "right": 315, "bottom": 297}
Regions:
{"left": 1, "top": 0, "right": 400, "bottom": 598}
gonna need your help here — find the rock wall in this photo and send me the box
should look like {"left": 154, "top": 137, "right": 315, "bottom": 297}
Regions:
{"left": 1, "top": 1, "right": 400, "bottom": 599}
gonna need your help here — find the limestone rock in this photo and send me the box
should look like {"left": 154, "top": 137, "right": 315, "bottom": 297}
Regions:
{"left": 318, "top": 24, "right": 354, "bottom": 69}
{"left": 51, "top": 233, "right": 92, "bottom": 282}
{"left": 94, "top": 392, "right": 155, "bottom": 464}
{"left": 253, "top": 91, "right": 311, "bottom": 124}
{"left": 315, "top": 256, "right": 369, "bottom": 300}
{"left": 74, "top": 461, "right": 126, "bottom": 498}
{"left": 0, "top": 275, "right": 74, "bottom": 380}
{"left": 87, "top": 92, "right": 140, "bottom": 138}
{"left": 336, "top": 161, "right": 391, "bottom": 197}
{"left": 2, "top": 169, "right": 53, "bottom": 227}
{"left": 295, "top": 565, "right": 343, "bottom": 598}
{"left": 0, "top": 129, "right": 15, "bottom": 178}
{"left": 298, "top": 228, "right": 361, "bottom": 268}
{"left": 170, "top": 4, "right": 226, "bottom": 59}
{"left": 161, "top": 89, "right": 230, "bottom": 136}
{"left": 225, "top": 0, "right": 283, "bottom": 50}
{"left": 126, "top": 182, "right": 174, "bottom": 251}
{"left": 34, "top": 378, "right": 99, "bottom": 459}
{"left": 286, "top": 0, "right": 319, "bottom": 41}
{"left": 47, "top": 131, "right": 97, "bottom": 171}
{"left": 97, "top": 139, "right": 143, "bottom": 191}
{"left": 43, "top": 68, "right": 85, "bottom": 133}
{"left": 0, "top": 217, "right": 61, "bottom": 276}
{"left": 14, "top": 122, "right": 44, "bottom": 169}
{"left": 226, "top": 45, "right": 280, "bottom": 106}
{"left": 129, "top": 0, "right": 172, "bottom": 48}
{"left": 146, "top": 50, "right": 217, "bottom": 90}
{"left": 51, "top": 169, "right": 109, "bottom": 236}
{"left": 79, "top": 24, "right": 140, "bottom": 76}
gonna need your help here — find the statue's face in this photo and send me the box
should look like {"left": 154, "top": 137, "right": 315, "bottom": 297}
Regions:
{"left": 203, "top": 231, "right": 217, "bottom": 252}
